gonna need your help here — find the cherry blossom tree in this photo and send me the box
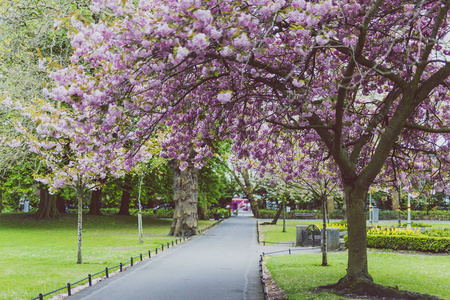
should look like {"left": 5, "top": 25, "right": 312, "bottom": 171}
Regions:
{"left": 42, "top": 0, "right": 450, "bottom": 297}
{"left": 2, "top": 96, "right": 142, "bottom": 264}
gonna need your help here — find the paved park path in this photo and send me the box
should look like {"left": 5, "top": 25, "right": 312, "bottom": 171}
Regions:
{"left": 71, "top": 212, "right": 267, "bottom": 300}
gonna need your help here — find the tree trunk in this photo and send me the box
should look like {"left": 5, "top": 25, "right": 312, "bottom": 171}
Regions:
{"left": 198, "top": 201, "right": 208, "bottom": 220}
{"left": 327, "top": 195, "right": 335, "bottom": 211}
{"left": 56, "top": 194, "right": 66, "bottom": 213}
{"left": 76, "top": 186, "right": 83, "bottom": 264}
{"left": 322, "top": 194, "right": 328, "bottom": 267}
{"left": 247, "top": 193, "right": 259, "bottom": 218}
{"left": 231, "top": 168, "right": 260, "bottom": 218}
{"left": 169, "top": 160, "right": 198, "bottom": 236}
{"left": 88, "top": 188, "right": 102, "bottom": 215}
{"left": 345, "top": 185, "right": 371, "bottom": 281}
{"left": 0, "top": 190, "right": 3, "bottom": 213}
{"left": 118, "top": 174, "right": 132, "bottom": 216}
{"left": 321, "top": 184, "right": 443, "bottom": 299}
{"left": 391, "top": 190, "right": 399, "bottom": 211}
{"left": 37, "top": 188, "right": 59, "bottom": 219}
{"left": 321, "top": 184, "right": 373, "bottom": 292}
{"left": 261, "top": 202, "right": 283, "bottom": 225}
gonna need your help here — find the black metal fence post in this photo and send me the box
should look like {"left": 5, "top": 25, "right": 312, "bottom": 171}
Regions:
{"left": 162, "top": 244, "right": 164, "bottom": 251}
{"left": 148, "top": 250, "right": 151, "bottom": 258}
{"left": 120, "top": 263, "right": 123, "bottom": 272}
{"left": 140, "top": 254, "right": 143, "bottom": 261}
{"left": 67, "top": 283, "right": 71, "bottom": 296}
{"left": 105, "top": 267, "right": 109, "bottom": 278}
{"left": 39, "top": 293, "right": 43, "bottom": 300}
{"left": 131, "top": 257, "right": 134, "bottom": 266}
{"left": 155, "top": 248, "right": 158, "bottom": 254}
{"left": 88, "top": 274, "right": 92, "bottom": 286}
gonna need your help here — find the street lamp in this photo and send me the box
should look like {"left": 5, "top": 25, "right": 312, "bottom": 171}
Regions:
{"left": 407, "top": 194, "right": 412, "bottom": 228}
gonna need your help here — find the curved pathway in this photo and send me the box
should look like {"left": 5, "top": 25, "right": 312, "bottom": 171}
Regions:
{"left": 71, "top": 213, "right": 264, "bottom": 300}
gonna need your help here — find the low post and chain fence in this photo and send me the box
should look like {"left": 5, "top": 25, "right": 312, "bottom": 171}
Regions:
{"left": 258, "top": 248, "right": 307, "bottom": 300}
{"left": 31, "top": 220, "right": 222, "bottom": 300}
{"left": 257, "top": 221, "right": 296, "bottom": 247}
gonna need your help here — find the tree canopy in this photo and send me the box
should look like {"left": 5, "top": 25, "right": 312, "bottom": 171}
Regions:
{"left": 3, "top": 0, "right": 450, "bottom": 297}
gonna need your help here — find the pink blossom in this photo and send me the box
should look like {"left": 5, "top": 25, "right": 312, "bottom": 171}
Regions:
{"left": 176, "top": 46, "right": 190, "bottom": 60}
{"left": 233, "top": 33, "right": 251, "bottom": 48}
{"left": 217, "top": 91, "right": 232, "bottom": 103}
{"left": 189, "top": 33, "right": 209, "bottom": 50}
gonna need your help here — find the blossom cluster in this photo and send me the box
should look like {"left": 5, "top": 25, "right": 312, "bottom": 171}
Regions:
{"left": 7, "top": 0, "right": 450, "bottom": 195}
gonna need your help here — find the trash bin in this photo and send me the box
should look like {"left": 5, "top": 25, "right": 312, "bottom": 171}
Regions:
{"left": 213, "top": 213, "right": 220, "bottom": 220}
{"left": 373, "top": 207, "right": 379, "bottom": 223}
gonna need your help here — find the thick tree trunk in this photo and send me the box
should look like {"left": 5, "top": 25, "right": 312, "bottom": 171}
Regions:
{"left": 321, "top": 184, "right": 374, "bottom": 294}
{"left": 322, "top": 184, "right": 441, "bottom": 300}
{"left": 56, "top": 194, "right": 66, "bottom": 213}
{"left": 88, "top": 188, "right": 102, "bottom": 215}
{"left": 169, "top": 160, "right": 198, "bottom": 236}
{"left": 247, "top": 193, "right": 259, "bottom": 218}
{"left": 118, "top": 174, "right": 132, "bottom": 216}
{"left": 76, "top": 186, "right": 83, "bottom": 264}
{"left": 37, "top": 188, "right": 59, "bottom": 219}
{"left": 345, "top": 185, "right": 371, "bottom": 281}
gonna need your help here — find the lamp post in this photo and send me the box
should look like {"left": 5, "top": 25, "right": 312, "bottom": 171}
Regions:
{"left": 137, "top": 176, "right": 144, "bottom": 244}
{"left": 282, "top": 196, "right": 286, "bottom": 233}
{"left": 407, "top": 194, "right": 411, "bottom": 228}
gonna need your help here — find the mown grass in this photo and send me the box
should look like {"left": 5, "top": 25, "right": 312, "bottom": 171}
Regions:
{"left": 266, "top": 251, "right": 450, "bottom": 300}
{"left": 0, "top": 213, "right": 215, "bottom": 300}
{"left": 259, "top": 220, "right": 450, "bottom": 244}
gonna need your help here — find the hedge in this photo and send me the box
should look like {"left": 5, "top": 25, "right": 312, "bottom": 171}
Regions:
{"left": 376, "top": 210, "right": 450, "bottom": 221}
{"left": 207, "top": 208, "right": 231, "bottom": 219}
{"left": 258, "top": 209, "right": 318, "bottom": 219}
{"left": 366, "top": 235, "right": 450, "bottom": 253}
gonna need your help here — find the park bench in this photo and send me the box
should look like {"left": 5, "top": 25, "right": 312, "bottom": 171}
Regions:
{"left": 294, "top": 212, "right": 315, "bottom": 219}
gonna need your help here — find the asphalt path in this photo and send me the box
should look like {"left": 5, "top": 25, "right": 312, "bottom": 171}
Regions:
{"left": 70, "top": 212, "right": 266, "bottom": 300}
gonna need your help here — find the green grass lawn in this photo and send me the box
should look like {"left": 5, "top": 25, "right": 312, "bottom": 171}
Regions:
{"left": 266, "top": 251, "right": 450, "bottom": 300}
{"left": 259, "top": 220, "right": 450, "bottom": 244}
{"left": 0, "top": 213, "right": 215, "bottom": 300}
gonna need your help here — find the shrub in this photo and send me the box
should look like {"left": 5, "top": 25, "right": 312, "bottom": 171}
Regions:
{"left": 401, "top": 222, "right": 430, "bottom": 228}
{"left": 368, "top": 227, "right": 421, "bottom": 236}
{"left": 329, "top": 209, "right": 344, "bottom": 219}
{"left": 378, "top": 210, "right": 399, "bottom": 220}
{"left": 154, "top": 208, "right": 174, "bottom": 218}
{"left": 421, "top": 228, "right": 450, "bottom": 238}
{"left": 367, "top": 235, "right": 450, "bottom": 253}
{"left": 258, "top": 209, "right": 277, "bottom": 218}
{"left": 101, "top": 208, "right": 119, "bottom": 215}
{"left": 207, "top": 208, "right": 231, "bottom": 219}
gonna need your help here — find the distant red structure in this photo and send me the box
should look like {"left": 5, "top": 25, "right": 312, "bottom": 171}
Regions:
{"left": 231, "top": 198, "right": 250, "bottom": 212}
